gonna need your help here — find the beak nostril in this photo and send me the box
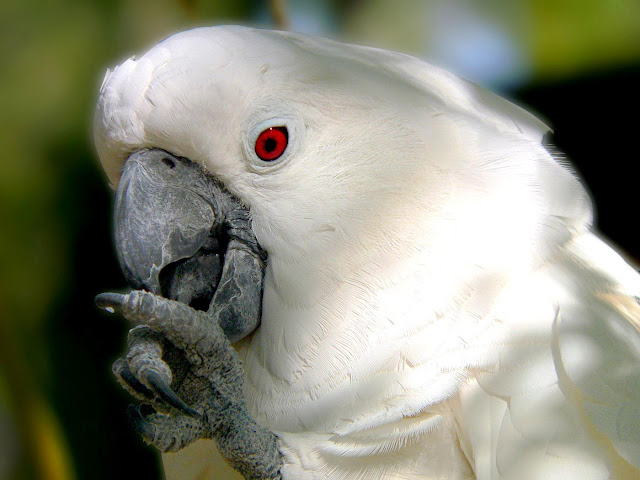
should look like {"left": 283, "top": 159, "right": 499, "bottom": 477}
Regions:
{"left": 162, "top": 157, "right": 176, "bottom": 169}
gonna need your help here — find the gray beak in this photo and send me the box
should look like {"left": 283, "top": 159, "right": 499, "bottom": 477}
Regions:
{"left": 113, "top": 149, "right": 265, "bottom": 341}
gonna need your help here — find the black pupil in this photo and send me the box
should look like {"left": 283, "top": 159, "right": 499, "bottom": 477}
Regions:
{"left": 264, "top": 137, "right": 278, "bottom": 152}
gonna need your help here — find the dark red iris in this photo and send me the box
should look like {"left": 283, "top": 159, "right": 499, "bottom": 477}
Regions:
{"left": 255, "top": 126, "right": 288, "bottom": 161}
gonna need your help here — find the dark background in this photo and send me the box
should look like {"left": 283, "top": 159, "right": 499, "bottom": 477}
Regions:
{"left": 519, "top": 66, "right": 639, "bottom": 262}
{"left": 1, "top": 1, "right": 638, "bottom": 479}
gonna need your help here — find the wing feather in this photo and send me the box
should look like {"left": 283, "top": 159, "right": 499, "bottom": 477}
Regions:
{"left": 462, "top": 234, "right": 640, "bottom": 479}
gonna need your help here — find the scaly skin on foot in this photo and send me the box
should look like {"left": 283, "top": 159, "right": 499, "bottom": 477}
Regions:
{"left": 97, "top": 290, "right": 283, "bottom": 480}
{"left": 97, "top": 150, "right": 281, "bottom": 479}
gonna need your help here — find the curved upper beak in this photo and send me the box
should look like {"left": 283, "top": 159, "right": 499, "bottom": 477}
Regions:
{"left": 114, "top": 149, "right": 221, "bottom": 297}
{"left": 112, "top": 148, "right": 266, "bottom": 342}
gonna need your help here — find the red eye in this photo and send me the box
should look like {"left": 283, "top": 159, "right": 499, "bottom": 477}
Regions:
{"left": 255, "top": 126, "right": 288, "bottom": 161}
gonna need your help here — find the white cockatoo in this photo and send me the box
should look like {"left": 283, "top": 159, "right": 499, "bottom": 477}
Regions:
{"left": 94, "top": 26, "right": 640, "bottom": 480}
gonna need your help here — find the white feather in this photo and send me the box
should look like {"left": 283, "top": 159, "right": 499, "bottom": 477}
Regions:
{"left": 95, "top": 26, "right": 640, "bottom": 479}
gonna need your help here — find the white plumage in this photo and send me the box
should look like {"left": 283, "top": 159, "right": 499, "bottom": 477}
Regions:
{"left": 95, "top": 26, "right": 640, "bottom": 479}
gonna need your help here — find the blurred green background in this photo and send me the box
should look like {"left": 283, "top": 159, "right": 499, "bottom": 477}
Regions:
{"left": 1, "top": 1, "right": 638, "bottom": 479}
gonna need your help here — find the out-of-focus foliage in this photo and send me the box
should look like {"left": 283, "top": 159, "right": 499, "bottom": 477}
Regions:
{"left": 342, "top": 0, "right": 640, "bottom": 87}
{"left": 0, "top": 1, "right": 637, "bottom": 479}
{"left": 530, "top": 0, "right": 640, "bottom": 79}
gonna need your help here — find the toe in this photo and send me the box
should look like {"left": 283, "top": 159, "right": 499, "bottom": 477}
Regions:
{"left": 127, "top": 405, "right": 205, "bottom": 453}
{"left": 140, "top": 369, "right": 200, "bottom": 418}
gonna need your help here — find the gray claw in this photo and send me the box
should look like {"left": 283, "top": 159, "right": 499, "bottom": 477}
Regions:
{"left": 95, "top": 292, "right": 126, "bottom": 314}
{"left": 141, "top": 370, "right": 201, "bottom": 418}
{"left": 127, "top": 404, "right": 158, "bottom": 442}
{"left": 113, "top": 357, "right": 155, "bottom": 400}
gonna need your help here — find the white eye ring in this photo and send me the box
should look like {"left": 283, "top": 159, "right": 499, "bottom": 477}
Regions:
{"left": 244, "top": 112, "right": 305, "bottom": 172}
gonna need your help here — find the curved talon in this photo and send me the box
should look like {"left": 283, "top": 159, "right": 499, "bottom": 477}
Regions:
{"left": 113, "top": 358, "right": 155, "bottom": 399}
{"left": 127, "top": 404, "right": 157, "bottom": 440}
{"left": 141, "top": 370, "right": 201, "bottom": 418}
{"left": 95, "top": 292, "right": 127, "bottom": 314}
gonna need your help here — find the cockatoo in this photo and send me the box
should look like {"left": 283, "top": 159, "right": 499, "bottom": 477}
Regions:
{"left": 94, "top": 26, "right": 640, "bottom": 480}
